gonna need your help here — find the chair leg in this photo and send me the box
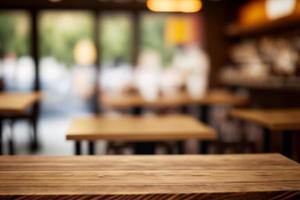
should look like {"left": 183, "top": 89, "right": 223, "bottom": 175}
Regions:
{"left": 8, "top": 120, "right": 15, "bottom": 155}
{"left": 30, "top": 115, "right": 39, "bottom": 151}
{"left": 282, "top": 131, "right": 293, "bottom": 158}
{"left": 176, "top": 141, "right": 184, "bottom": 154}
{"left": 198, "top": 105, "right": 210, "bottom": 154}
{"left": 75, "top": 141, "right": 82, "bottom": 155}
{"left": 88, "top": 141, "right": 95, "bottom": 155}
{"left": 263, "top": 128, "right": 271, "bottom": 153}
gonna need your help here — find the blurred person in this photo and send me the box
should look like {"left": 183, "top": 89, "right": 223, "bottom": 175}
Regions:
{"left": 100, "top": 57, "right": 133, "bottom": 95}
{"left": 160, "top": 66, "right": 184, "bottom": 97}
{"left": 134, "top": 50, "right": 161, "bottom": 101}
{"left": 172, "top": 44, "right": 210, "bottom": 98}
{"left": 72, "top": 63, "right": 97, "bottom": 113}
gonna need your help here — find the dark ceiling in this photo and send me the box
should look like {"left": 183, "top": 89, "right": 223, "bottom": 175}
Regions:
{"left": 0, "top": 0, "right": 247, "bottom": 18}
{"left": 0, "top": 0, "right": 148, "bottom": 10}
{"left": 0, "top": 0, "right": 236, "bottom": 11}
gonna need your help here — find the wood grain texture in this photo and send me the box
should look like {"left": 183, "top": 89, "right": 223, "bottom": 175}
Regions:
{"left": 66, "top": 115, "right": 217, "bottom": 141}
{"left": 1, "top": 192, "right": 299, "bottom": 200}
{"left": 231, "top": 108, "right": 300, "bottom": 131}
{"left": 0, "top": 92, "right": 41, "bottom": 114}
{"left": 0, "top": 153, "right": 296, "bottom": 171}
{"left": 0, "top": 154, "right": 299, "bottom": 200}
{"left": 102, "top": 89, "right": 249, "bottom": 109}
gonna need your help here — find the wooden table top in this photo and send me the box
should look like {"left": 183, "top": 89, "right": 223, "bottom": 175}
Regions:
{"left": 67, "top": 115, "right": 217, "bottom": 141}
{"left": 231, "top": 108, "right": 300, "bottom": 131}
{"left": 0, "top": 92, "right": 41, "bottom": 114}
{"left": 0, "top": 154, "right": 299, "bottom": 199}
{"left": 101, "top": 89, "right": 249, "bottom": 109}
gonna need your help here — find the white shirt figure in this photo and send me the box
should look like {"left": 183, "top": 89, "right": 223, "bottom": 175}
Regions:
{"left": 172, "top": 45, "right": 210, "bottom": 99}
{"left": 101, "top": 61, "right": 133, "bottom": 95}
{"left": 134, "top": 50, "right": 161, "bottom": 101}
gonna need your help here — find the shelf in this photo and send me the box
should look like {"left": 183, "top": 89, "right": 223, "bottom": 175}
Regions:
{"left": 220, "top": 72, "right": 300, "bottom": 91}
{"left": 226, "top": 15, "right": 300, "bottom": 38}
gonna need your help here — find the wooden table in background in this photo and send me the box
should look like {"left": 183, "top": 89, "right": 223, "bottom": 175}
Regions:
{"left": 101, "top": 89, "right": 249, "bottom": 110}
{"left": 67, "top": 115, "right": 217, "bottom": 155}
{"left": 0, "top": 92, "right": 41, "bottom": 114}
{"left": 0, "top": 92, "right": 41, "bottom": 154}
{"left": 102, "top": 89, "right": 249, "bottom": 154}
{"left": 0, "top": 154, "right": 299, "bottom": 199}
{"left": 231, "top": 109, "right": 300, "bottom": 159}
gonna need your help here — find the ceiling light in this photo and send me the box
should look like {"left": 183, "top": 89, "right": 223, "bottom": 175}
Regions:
{"left": 147, "top": 0, "right": 202, "bottom": 13}
{"left": 266, "top": 0, "right": 296, "bottom": 20}
{"left": 48, "top": 0, "right": 62, "bottom": 3}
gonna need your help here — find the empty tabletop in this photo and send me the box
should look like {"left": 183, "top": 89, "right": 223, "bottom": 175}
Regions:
{"left": 67, "top": 115, "right": 217, "bottom": 141}
{"left": 102, "top": 89, "right": 249, "bottom": 109}
{"left": 0, "top": 154, "right": 299, "bottom": 199}
{"left": 0, "top": 92, "right": 41, "bottom": 114}
{"left": 231, "top": 108, "right": 300, "bottom": 131}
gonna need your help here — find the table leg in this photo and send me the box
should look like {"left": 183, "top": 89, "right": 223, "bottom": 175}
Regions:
{"left": 180, "top": 105, "right": 189, "bottom": 114}
{"left": 198, "top": 105, "right": 210, "bottom": 154}
{"left": 8, "top": 120, "right": 15, "bottom": 155}
{"left": 282, "top": 131, "right": 292, "bottom": 158}
{"left": 298, "top": 134, "right": 300, "bottom": 163}
{"left": 200, "top": 141, "right": 208, "bottom": 154}
{"left": 199, "top": 105, "right": 209, "bottom": 124}
{"left": 75, "top": 141, "right": 82, "bottom": 155}
{"left": 176, "top": 141, "right": 184, "bottom": 154}
{"left": 88, "top": 141, "right": 95, "bottom": 155}
{"left": 132, "top": 106, "right": 142, "bottom": 115}
{"left": 263, "top": 128, "right": 271, "bottom": 153}
{"left": 0, "top": 117, "right": 2, "bottom": 155}
{"left": 134, "top": 142, "right": 155, "bottom": 154}
{"left": 31, "top": 103, "right": 40, "bottom": 151}
{"left": 132, "top": 106, "right": 156, "bottom": 154}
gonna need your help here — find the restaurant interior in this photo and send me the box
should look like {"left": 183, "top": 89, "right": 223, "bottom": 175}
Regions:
{"left": 0, "top": 0, "right": 299, "bottom": 199}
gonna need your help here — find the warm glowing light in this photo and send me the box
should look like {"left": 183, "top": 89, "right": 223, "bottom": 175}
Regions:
{"left": 239, "top": 1, "right": 266, "bottom": 27}
{"left": 48, "top": 0, "right": 62, "bottom": 3}
{"left": 74, "top": 39, "right": 97, "bottom": 66}
{"left": 165, "top": 16, "right": 194, "bottom": 46}
{"left": 147, "top": 0, "right": 202, "bottom": 13}
{"left": 266, "top": 0, "right": 296, "bottom": 20}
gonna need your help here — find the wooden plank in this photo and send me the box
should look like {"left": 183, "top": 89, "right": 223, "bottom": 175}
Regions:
{"left": 102, "top": 89, "right": 249, "bottom": 109}
{"left": 0, "top": 154, "right": 297, "bottom": 171}
{"left": 66, "top": 115, "right": 217, "bottom": 141}
{"left": 0, "top": 92, "right": 41, "bottom": 114}
{"left": 231, "top": 109, "right": 300, "bottom": 131}
{"left": 1, "top": 192, "right": 299, "bottom": 200}
{"left": 0, "top": 154, "right": 298, "bottom": 199}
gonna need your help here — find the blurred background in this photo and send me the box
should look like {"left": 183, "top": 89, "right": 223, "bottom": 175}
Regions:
{"left": 0, "top": 0, "right": 300, "bottom": 155}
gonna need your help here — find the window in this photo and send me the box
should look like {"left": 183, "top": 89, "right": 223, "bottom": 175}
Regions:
{"left": 0, "top": 11, "right": 32, "bottom": 91}
{"left": 140, "top": 13, "right": 203, "bottom": 67}
{"left": 100, "top": 13, "right": 133, "bottom": 66}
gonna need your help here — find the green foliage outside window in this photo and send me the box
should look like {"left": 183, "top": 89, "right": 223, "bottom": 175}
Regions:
{"left": 0, "top": 11, "right": 177, "bottom": 68}
{"left": 0, "top": 11, "right": 30, "bottom": 57}
{"left": 100, "top": 13, "right": 132, "bottom": 65}
{"left": 140, "top": 14, "right": 174, "bottom": 67}
{"left": 39, "top": 11, "right": 93, "bottom": 67}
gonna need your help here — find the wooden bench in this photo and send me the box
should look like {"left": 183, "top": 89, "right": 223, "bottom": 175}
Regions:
{"left": 231, "top": 108, "right": 300, "bottom": 159}
{"left": 0, "top": 92, "right": 42, "bottom": 154}
{"left": 66, "top": 115, "right": 217, "bottom": 155}
{"left": 0, "top": 154, "right": 298, "bottom": 199}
